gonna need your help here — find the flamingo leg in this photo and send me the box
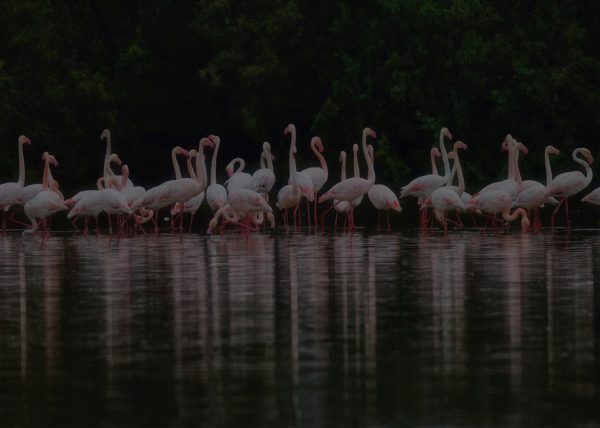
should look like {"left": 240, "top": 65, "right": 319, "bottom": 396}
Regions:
{"left": 550, "top": 197, "right": 566, "bottom": 230}
{"left": 387, "top": 210, "right": 391, "bottom": 231}
{"left": 306, "top": 199, "right": 311, "bottom": 228}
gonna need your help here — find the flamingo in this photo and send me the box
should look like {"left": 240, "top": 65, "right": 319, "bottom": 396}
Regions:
{"left": 430, "top": 147, "right": 442, "bottom": 175}
{"left": 299, "top": 136, "right": 328, "bottom": 225}
{"left": 366, "top": 145, "right": 402, "bottom": 230}
{"left": 350, "top": 143, "right": 364, "bottom": 209}
{"left": 224, "top": 158, "right": 254, "bottom": 192}
{"left": 319, "top": 127, "right": 376, "bottom": 228}
{"left": 400, "top": 128, "right": 452, "bottom": 227}
{"left": 467, "top": 190, "right": 530, "bottom": 232}
{"left": 100, "top": 129, "right": 132, "bottom": 189}
{"left": 512, "top": 145, "right": 560, "bottom": 231}
{"left": 288, "top": 143, "right": 316, "bottom": 226}
{"left": 118, "top": 165, "right": 146, "bottom": 208}
{"left": 132, "top": 146, "right": 190, "bottom": 231}
{"left": 477, "top": 135, "right": 527, "bottom": 199}
{"left": 0, "top": 135, "right": 31, "bottom": 231}
{"left": 252, "top": 142, "right": 276, "bottom": 197}
{"left": 333, "top": 151, "right": 351, "bottom": 229}
{"left": 170, "top": 149, "right": 206, "bottom": 232}
{"left": 545, "top": 147, "right": 594, "bottom": 228}
{"left": 277, "top": 124, "right": 302, "bottom": 228}
{"left": 400, "top": 128, "right": 452, "bottom": 199}
{"left": 23, "top": 152, "right": 68, "bottom": 236}
{"left": 206, "top": 134, "right": 228, "bottom": 211}
{"left": 426, "top": 141, "right": 468, "bottom": 232}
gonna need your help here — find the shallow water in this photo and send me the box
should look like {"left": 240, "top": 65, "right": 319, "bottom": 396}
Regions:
{"left": 1, "top": 230, "right": 600, "bottom": 427}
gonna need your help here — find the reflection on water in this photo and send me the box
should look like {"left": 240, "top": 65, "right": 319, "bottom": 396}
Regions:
{"left": 1, "top": 231, "right": 600, "bottom": 427}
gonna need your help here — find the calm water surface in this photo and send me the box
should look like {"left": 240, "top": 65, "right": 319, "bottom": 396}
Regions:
{"left": 1, "top": 230, "right": 600, "bottom": 427}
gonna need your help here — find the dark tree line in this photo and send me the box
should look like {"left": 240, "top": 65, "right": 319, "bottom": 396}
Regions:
{"left": 1, "top": 0, "right": 599, "bottom": 195}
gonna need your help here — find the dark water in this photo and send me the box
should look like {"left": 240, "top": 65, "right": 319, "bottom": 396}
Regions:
{"left": 1, "top": 230, "right": 600, "bottom": 427}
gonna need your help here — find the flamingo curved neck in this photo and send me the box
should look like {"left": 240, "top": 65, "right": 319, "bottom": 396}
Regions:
{"left": 439, "top": 130, "right": 450, "bottom": 179}
{"left": 289, "top": 129, "right": 298, "bottom": 186}
{"left": 431, "top": 151, "right": 439, "bottom": 176}
{"left": 362, "top": 130, "right": 375, "bottom": 184}
{"left": 503, "top": 207, "right": 526, "bottom": 223}
{"left": 42, "top": 158, "right": 51, "bottom": 191}
{"left": 103, "top": 132, "right": 112, "bottom": 176}
{"left": 266, "top": 148, "right": 274, "bottom": 172}
{"left": 312, "top": 139, "right": 328, "bottom": 176}
{"left": 210, "top": 140, "right": 220, "bottom": 185}
{"left": 573, "top": 149, "right": 593, "bottom": 184}
{"left": 172, "top": 148, "right": 183, "bottom": 180}
{"left": 187, "top": 156, "right": 198, "bottom": 182}
{"left": 196, "top": 143, "right": 208, "bottom": 188}
{"left": 544, "top": 147, "right": 554, "bottom": 186}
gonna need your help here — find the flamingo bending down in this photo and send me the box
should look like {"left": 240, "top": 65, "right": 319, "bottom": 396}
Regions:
{"left": 23, "top": 153, "right": 68, "bottom": 236}
{"left": 277, "top": 124, "right": 302, "bottom": 228}
{"left": 319, "top": 127, "right": 376, "bottom": 228}
{"left": 467, "top": 190, "right": 530, "bottom": 232}
{"left": 366, "top": 145, "right": 402, "bottom": 230}
{"left": 0, "top": 135, "right": 31, "bottom": 231}
{"left": 206, "top": 134, "right": 228, "bottom": 211}
{"left": 545, "top": 147, "right": 594, "bottom": 228}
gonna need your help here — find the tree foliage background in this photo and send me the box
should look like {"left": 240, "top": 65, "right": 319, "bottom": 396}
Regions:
{"left": 1, "top": 0, "right": 599, "bottom": 194}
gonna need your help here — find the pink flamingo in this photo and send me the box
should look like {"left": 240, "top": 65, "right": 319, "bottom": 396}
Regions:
{"left": 512, "top": 145, "right": 560, "bottom": 231}
{"left": 170, "top": 149, "right": 206, "bottom": 232}
{"left": 400, "top": 128, "right": 452, "bottom": 227}
{"left": 427, "top": 141, "right": 468, "bottom": 233}
{"left": 252, "top": 142, "right": 276, "bottom": 198}
{"left": 333, "top": 151, "right": 351, "bottom": 229}
{"left": 206, "top": 135, "right": 228, "bottom": 211}
{"left": 0, "top": 135, "right": 31, "bottom": 231}
{"left": 545, "top": 147, "right": 594, "bottom": 228}
{"left": 23, "top": 152, "right": 68, "bottom": 237}
{"left": 101, "top": 129, "right": 133, "bottom": 189}
{"left": 468, "top": 190, "right": 530, "bottom": 232}
{"left": 477, "top": 135, "right": 527, "bottom": 199}
{"left": 299, "top": 136, "right": 328, "bottom": 225}
{"left": 277, "top": 124, "right": 303, "bottom": 228}
{"left": 224, "top": 158, "right": 254, "bottom": 192}
{"left": 366, "top": 145, "right": 402, "bottom": 230}
{"left": 319, "top": 127, "right": 376, "bottom": 228}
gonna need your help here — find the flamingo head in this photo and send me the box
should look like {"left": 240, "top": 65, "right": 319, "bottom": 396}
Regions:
{"left": 18, "top": 135, "right": 31, "bottom": 145}
{"left": 208, "top": 134, "right": 220, "bottom": 145}
{"left": 201, "top": 137, "right": 214, "bottom": 149}
{"left": 455, "top": 141, "right": 468, "bottom": 151}
{"left": 312, "top": 137, "right": 324, "bottom": 153}
{"left": 501, "top": 141, "right": 508, "bottom": 152}
{"left": 582, "top": 148, "right": 594, "bottom": 165}
{"left": 100, "top": 129, "right": 110, "bottom": 140}
{"left": 175, "top": 146, "right": 189, "bottom": 157}
{"left": 364, "top": 127, "right": 376, "bottom": 139}
{"left": 441, "top": 127, "right": 452, "bottom": 140}
{"left": 49, "top": 155, "right": 59, "bottom": 167}
{"left": 188, "top": 149, "right": 198, "bottom": 158}
{"left": 431, "top": 147, "right": 441, "bottom": 158}
{"left": 547, "top": 145, "right": 560, "bottom": 156}
{"left": 284, "top": 124, "right": 295, "bottom": 135}
{"left": 447, "top": 151, "right": 455, "bottom": 159}
{"left": 339, "top": 151, "right": 346, "bottom": 162}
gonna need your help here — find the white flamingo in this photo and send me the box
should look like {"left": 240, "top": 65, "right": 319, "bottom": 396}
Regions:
{"left": 366, "top": 145, "right": 402, "bottom": 230}
{"left": 206, "top": 134, "right": 228, "bottom": 211}
{"left": 0, "top": 135, "right": 31, "bottom": 231}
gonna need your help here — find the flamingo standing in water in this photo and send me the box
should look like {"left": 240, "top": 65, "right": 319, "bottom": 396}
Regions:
{"left": 545, "top": 147, "right": 594, "bottom": 228}
{"left": 170, "top": 149, "right": 206, "bottom": 232}
{"left": 333, "top": 151, "right": 351, "bottom": 229}
{"left": 225, "top": 158, "right": 254, "bottom": 192}
{"left": 0, "top": 135, "right": 31, "bottom": 231}
{"left": 23, "top": 152, "right": 68, "bottom": 237}
{"left": 206, "top": 135, "right": 228, "bottom": 211}
{"left": 366, "top": 145, "right": 402, "bottom": 230}
{"left": 512, "top": 145, "right": 560, "bottom": 231}
{"left": 299, "top": 136, "right": 328, "bottom": 225}
{"left": 478, "top": 135, "right": 527, "bottom": 199}
{"left": 400, "top": 128, "right": 452, "bottom": 227}
{"left": 426, "top": 141, "right": 468, "bottom": 233}
{"left": 319, "top": 127, "right": 376, "bottom": 228}
{"left": 277, "top": 124, "right": 302, "bottom": 228}
{"left": 252, "top": 141, "right": 276, "bottom": 198}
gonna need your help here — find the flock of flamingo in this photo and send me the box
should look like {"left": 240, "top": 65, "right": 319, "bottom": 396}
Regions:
{"left": 0, "top": 124, "right": 599, "bottom": 238}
